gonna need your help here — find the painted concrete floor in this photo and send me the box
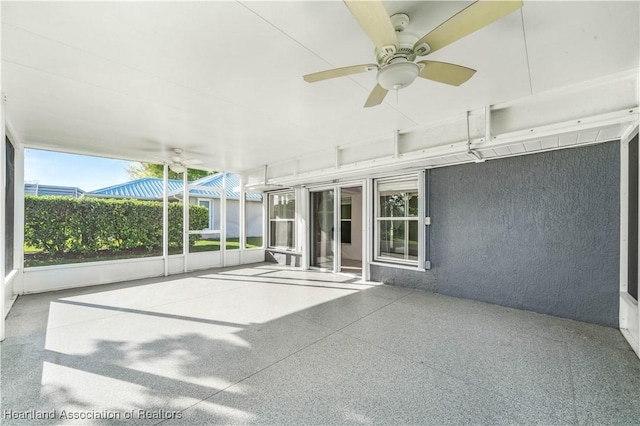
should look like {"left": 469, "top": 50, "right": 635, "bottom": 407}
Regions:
{"left": 2, "top": 263, "right": 640, "bottom": 425}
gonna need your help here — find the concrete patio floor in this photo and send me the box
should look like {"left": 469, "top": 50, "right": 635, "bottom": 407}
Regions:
{"left": 2, "top": 263, "right": 640, "bottom": 425}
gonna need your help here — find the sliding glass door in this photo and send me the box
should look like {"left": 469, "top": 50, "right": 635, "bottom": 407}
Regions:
{"left": 310, "top": 190, "right": 334, "bottom": 269}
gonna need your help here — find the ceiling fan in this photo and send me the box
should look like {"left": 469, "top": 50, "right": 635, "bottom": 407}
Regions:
{"left": 303, "top": 0, "right": 523, "bottom": 107}
{"left": 167, "top": 148, "right": 203, "bottom": 174}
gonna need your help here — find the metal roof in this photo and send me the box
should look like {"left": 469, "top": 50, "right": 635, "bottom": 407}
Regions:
{"left": 25, "top": 183, "right": 85, "bottom": 198}
{"left": 87, "top": 178, "right": 183, "bottom": 200}
{"left": 87, "top": 173, "right": 262, "bottom": 201}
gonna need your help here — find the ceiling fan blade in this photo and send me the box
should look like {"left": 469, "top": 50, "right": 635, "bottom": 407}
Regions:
{"left": 303, "top": 64, "right": 378, "bottom": 83}
{"left": 417, "top": 61, "right": 476, "bottom": 86}
{"left": 344, "top": 0, "right": 398, "bottom": 53}
{"left": 414, "top": 0, "right": 523, "bottom": 55}
{"left": 364, "top": 84, "right": 388, "bottom": 108}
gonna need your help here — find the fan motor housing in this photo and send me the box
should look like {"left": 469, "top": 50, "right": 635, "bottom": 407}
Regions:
{"left": 375, "top": 31, "right": 419, "bottom": 65}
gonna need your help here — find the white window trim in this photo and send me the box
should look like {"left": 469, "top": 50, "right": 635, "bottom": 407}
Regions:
{"left": 373, "top": 173, "right": 423, "bottom": 268}
{"left": 197, "top": 198, "right": 213, "bottom": 230}
{"left": 268, "top": 190, "right": 297, "bottom": 250}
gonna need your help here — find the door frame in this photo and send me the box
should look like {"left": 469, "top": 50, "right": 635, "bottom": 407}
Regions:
{"left": 620, "top": 125, "right": 640, "bottom": 358}
{"left": 306, "top": 181, "right": 366, "bottom": 277}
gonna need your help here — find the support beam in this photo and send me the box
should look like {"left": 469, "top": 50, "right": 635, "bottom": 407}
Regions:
{"left": 485, "top": 105, "right": 492, "bottom": 142}
{"left": 239, "top": 174, "right": 246, "bottom": 264}
{"left": 466, "top": 110, "right": 485, "bottom": 163}
{"left": 393, "top": 129, "right": 400, "bottom": 158}
{"left": 163, "top": 164, "right": 169, "bottom": 276}
{"left": 183, "top": 170, "right": 188, "bottom": 273}
{"left": 221, "top": 172, "right": 227, "bottom": 267}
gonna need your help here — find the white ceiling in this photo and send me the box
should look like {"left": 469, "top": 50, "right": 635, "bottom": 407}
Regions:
{"left": 2, "top": 1, "right": 639, "bottom": 174}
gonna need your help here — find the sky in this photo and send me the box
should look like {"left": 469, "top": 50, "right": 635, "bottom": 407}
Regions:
{"left": 24, "top": 149, "right": 139, "bottom": 192}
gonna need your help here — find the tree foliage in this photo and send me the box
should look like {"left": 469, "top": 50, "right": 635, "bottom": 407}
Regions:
{"left": 126, "top": 163, "right": 213, "bottom": 181}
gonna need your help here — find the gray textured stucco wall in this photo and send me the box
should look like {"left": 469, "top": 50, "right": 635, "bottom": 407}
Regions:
{"left": 371, "top": 141, "right": 620, "bottom": 327}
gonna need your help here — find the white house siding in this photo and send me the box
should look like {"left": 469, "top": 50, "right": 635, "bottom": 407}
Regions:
{"left": 190, "top": 198, "right": 262, "bottom": 239}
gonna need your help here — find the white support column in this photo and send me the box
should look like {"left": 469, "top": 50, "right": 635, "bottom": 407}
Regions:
{"left": 13, "top": 139, "right": 25, "bottom": 294}
{"left": 183, "top": 171, "right": 189, "bottom": 273}
{"left": 1, "top": 94, "right": 6, "bottom": 341}
{"left": 485, "top": 105, "right": 492, "bottom": 142}
{"left": 393, "top": 129, "right": 400, "bottom": 158}
{"left": 163, "top": 164, "right": 169, "bottom": 276}
{"left": 418, "top": 170, "right": 427, "bottom": 270}
{"left": 621, "top": 141, "right": 630, "bottom": 297}
{"left": 334, "top": 186, "right": 341, "bottom": 274}
{"left": 363, "top": 178, "right": 373, "bottom": 282}
{"left": 297, "top": 186, "right": 309, "bottom": 270}
{"left": 221, "top": 172, "right": 227, "bottom": 267}
{"left": 263, "top": 192, "right": 268, "bottom": 250}
{"left": 239, "top": 174, "right": 246, "bottom": 263}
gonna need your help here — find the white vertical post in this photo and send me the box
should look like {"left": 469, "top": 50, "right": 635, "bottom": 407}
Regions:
{"left": 621, "top": 141, "right": 630, "bottom": 297}
{"left": 14, "top": 140, "right": 25, "bottom": 294}
{"left": 221, "top": 172, "right": 227, "bottom": 267}
{"left": 363, "top": 178, "right": 373, "bottom": 282}
{"left": 183, "top": 170, "right": 188, "bottom": 273}
{"left": 334, "top": 186, "right": 340, "bottom": 274}
{"left": 0, "top": 94, "right": 6, "bottom": 341}
{"left": 263, "top": 192, "right": 268, "bottom": 250}
{"left": 418, "top": 170, "right": 426, "bottom": 270}
{"left": 485, "top": 105, "right": 492, "bottom": 142}
{"left": 393, "top": 129, "right": 400, "bottom": 158}
{"left": 239, "top": 174, "right": 246, "bottom": 264}
{"left": 163, "top": 164, "right": 169, "bottom": 276}
{"left": 298, "top": 187, "right": 309, "bottom": 270}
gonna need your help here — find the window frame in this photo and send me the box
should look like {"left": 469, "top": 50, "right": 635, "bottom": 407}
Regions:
{"left": 374, "top": 175, "right": 422, "bottom": 267}
{"left": 197, "top": 198, "right": 213, "bottom": 230}
{"left": 268, "top": 190, "right": 296, "bottom": 250}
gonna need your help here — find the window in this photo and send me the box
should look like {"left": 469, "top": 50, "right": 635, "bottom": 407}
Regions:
{"left": 269, "top": 192, "right": 295, "bottom": 249}
{"left": 198, "top": 199, "right": 213, "bottom": 230}
{"left": 5, "top": 137, "right": 15, "bottom": 275}
{"left": 375, "top": 177, "right": 419, "bottom": 265}
{"left": 341, "top": 197, "right": 352, "bottom": 244}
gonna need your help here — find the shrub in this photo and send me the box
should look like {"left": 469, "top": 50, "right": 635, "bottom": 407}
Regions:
{"left": 24, "top": 196, "right": 209, "bottom": 255}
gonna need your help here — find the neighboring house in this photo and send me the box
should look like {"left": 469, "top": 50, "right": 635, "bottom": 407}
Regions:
{"left": 86, "top": 173, "right": 263, "bottom": 239}
{"left": 24, "top": 183, "right": 85, "bottom": 198}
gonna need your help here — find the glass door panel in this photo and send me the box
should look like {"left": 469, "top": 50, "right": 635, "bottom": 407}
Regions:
{"left": 310, "top": 190, "right": 334, "bottom": 269}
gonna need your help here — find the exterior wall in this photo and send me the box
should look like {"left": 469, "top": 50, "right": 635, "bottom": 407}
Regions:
{"left": 190, "top": 198, "right": 262, "bottom": 239}
{"left": 371, "top": 141, "right": 621, "bottom": 327}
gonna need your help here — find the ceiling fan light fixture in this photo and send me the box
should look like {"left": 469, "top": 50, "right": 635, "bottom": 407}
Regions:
{"left": 377, "top": 61, "right": 419, "bottom": 91}
{"left": 169, "top": 163, "right": 186, "bottom": 174}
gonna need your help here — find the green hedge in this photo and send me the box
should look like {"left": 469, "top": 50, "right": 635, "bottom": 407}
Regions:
{"left": 24, "top": 196, "right": 209, "bottom": 255}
